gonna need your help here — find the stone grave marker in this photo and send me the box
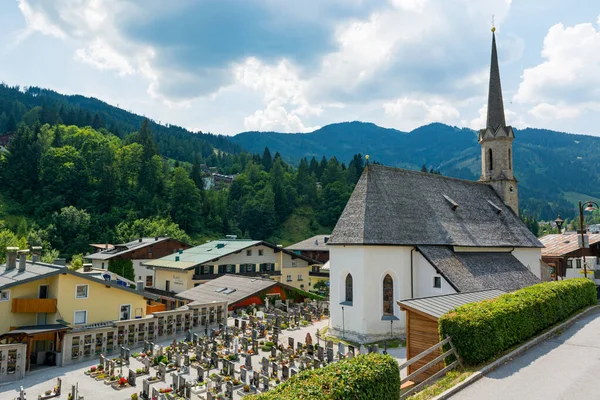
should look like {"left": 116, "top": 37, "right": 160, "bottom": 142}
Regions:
{"left": 245, "top": 354, "right": 253, "bottom": 369}
{"left": 282, "top": 364, "right": 289, "bottom": 380}
{"left": 128, "top": 369, "right": 137, "bottom": 386}
{"left": 226, "top": 381, "right": 233, "bottom": 398}
{"left": 317, "top": 345, "right": 324, "bottom": 361}
{"left": 270, "top": 346, "right": 277, "bottom": 358}
{"left": 252, "top": 340, "right": 259, "bottom": 354}
{"left": 261, "top": 357, "right": 269, "bottom": 375}
{"left": 233, "top": 337, "right": 239, "bottom": 356}
{"left": 290, "top": 367, "right": 298, "bottom": 377}
{"left": 142, "top": 379, "right": 150, "bottom": 400}
{"left": 288, "top": 337, "right": 294, "bottom": 349}
{"left": 211, "top": 352, "right": 219, "bottom": 368}
{"left": 159, "top": 362, "right": 167, "bottom": 381}
{"left": 252, "top": 329, "right": 258, "bottom": 341}
{"left": 271, "top": 362, "right": 278, "bottom": 378}
{"left": 185, "top": 382, "right": 192, "bottom": 399}
{"left": 313, "top": 358, "right": 320, "bottom": 369}
{"left": 206, "top": 391, "right": 214, "bottom": 400}
{"left": 296, "top": 341, "right": 303, "bottom": 353}
{"left": 262, "top": 375, "right": 270, "bottom": 392}
{"left": 253, "top": 371, "right": 260, "bottom": 387}
{"left": 240, "top": 368, "right": 247, "bottom": 384}
{"left": 241, "top": 320, "right": 247, "bottom": 331}
{"left": 197, "top": 365, "right": 204, "bottom": 382}
{"left": 186, "top": 329, "right": 192, "bottom": 342}
{"left": 326, "top": 347, "right": 334, "bottom": 363}
{"left": 234, "top": 319, "right": 239, "bottom": 328}
{"left": 348, "top": 345, "right": 355, "bottom": 357}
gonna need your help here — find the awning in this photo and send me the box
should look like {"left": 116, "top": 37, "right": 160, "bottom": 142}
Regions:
{"left": 2, "top": 324, "right": 70, "bottom": 337}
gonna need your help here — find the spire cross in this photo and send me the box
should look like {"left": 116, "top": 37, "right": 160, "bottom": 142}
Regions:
{"left": 491, "top": 15, "right": 495, "bottom": 32}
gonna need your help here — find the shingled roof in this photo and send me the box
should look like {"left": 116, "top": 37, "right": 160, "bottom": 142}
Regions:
{"left": 539, "top": 232, "right": 600, "bottom": 257}
{"left": 329, "top": 165, "right": 542, "bottom": 248}
{"left": 418, "top": 245, "right": 541, "bottom": 292}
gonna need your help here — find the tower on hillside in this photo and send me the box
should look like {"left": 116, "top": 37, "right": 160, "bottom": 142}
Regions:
{"left": 479, "top": 28, "right": 519, "bottom": 215}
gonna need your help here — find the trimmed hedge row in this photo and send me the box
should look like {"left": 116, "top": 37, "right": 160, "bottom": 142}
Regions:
{"left": 248, "top": 353, "right": 400, "bottom": 400}
{"left": 439, "top": 278, "right": 597, "bottom": 366}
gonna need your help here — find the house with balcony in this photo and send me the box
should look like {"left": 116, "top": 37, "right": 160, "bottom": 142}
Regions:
{"left": 84, "top": 237, "right": 191, "bottom": 288}
{"left": 144, "top": 238, "right": 319, "bottom": 309}
{"left": 540, "top": 232, "right": 600, "bottom": 281}
{"left": 0, "top": 248, "right": 159, "bottom": 373}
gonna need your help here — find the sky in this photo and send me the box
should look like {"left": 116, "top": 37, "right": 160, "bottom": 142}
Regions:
{"left": 1, "top": 0, "right": 600, "bottom": 136}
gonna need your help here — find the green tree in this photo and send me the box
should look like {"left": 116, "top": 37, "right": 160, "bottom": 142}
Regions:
{"left": 108, "top": 259, "right": 135, "bottom": 281}
{"left": 169, "top": 167, "right": 203, "bottom": 232}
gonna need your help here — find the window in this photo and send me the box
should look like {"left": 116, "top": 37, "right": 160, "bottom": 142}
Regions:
{"left": 576, "top": 259, "right": 582, "bottom": 269}
{"left": 0, "top": 290, "right": 10, "bottom": 301}
{"left": 203, "top": 265, "right": 210, "bottom": 274}
{"left": 165, "top": 280, "right": 171, "bottom": 292}
{"left": 383, "top": 274, "right": 394, "bottom": 316}
{"left": 297, "top": 274, "right": 303, "bottom": 281}
{"left": 259, "top": 249, "right": 264, "bottom": 256}
{"left": 488, "top": 148, "right": 493, "bottom": 171}
{"left": 345, "top": 274, "right": 353, "bottom": 303}
{"left": 246, "top": 250, "right": 252, "bottom": 256}
{"left": 101, "top": 262, "right": 105, "bottom": 269}
{"left": 433, "top": 276, "right": 442, "bottom": 289}
{"left": 75, "top": 284, "right": 89, "bottom": 299}
{"left": 567, "top": 259, "right": 573, "bottom": 269}
{"left": 120, "top": 305, "right": 131, "bottom": 321}
{"left": 39, "top": 285, "right": 49, "bottom": 299}
{"left": 226, "top": 265, "right": 235, "bottom": 274}
{"left": 138, "top": 276, "right": 142, "bottom": 280}
{"left": 145, "top": 276, "right": 153, "bottom": 287}
{"left": 508, "top": 148, "right": 512, "bottom": 170}
{"left": 286, "top": 275, "right": 292, "bottom": 282}
{"left": 74, "top": 310, "right": 87, "bottom": 325}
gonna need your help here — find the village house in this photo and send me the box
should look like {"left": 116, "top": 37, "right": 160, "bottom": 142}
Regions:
{"left": 143, "top": 238, "right": 319, "bottom": 310}
{"left": 539, "top": 232, "right": 600, "bottom": 282}
{"left": 0, "top": 247, "right": 159, "bottom": 374}
{"left": 327, "top": 31, "right": 544, "bottom": 343}
{"left": 84, "top": 237, "right": 190, "bottom": 288}
{"left": 286, "top": 235, "right": 331, "bottom": 290}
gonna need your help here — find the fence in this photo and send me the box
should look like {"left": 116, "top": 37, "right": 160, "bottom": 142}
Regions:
{"left": 399, "top": 337, "right": 461, "bottom": 399}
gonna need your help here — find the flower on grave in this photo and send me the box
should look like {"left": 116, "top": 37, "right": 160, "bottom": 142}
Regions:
{"left": 119, "top": 377, "right": 128, "bottom": 386}
{"left": 90, "top": 366, "right": 97, "bottom": 372}
{"left": 140, "top": 353, "right": 146, "bottom": 358}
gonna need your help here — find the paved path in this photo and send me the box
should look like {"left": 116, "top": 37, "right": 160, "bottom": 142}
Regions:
{"left": 450, "top": 309, "right": 600, "bottom": 400}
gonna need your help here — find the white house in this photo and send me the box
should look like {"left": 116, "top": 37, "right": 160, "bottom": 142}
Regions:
{"left": 327, "top": 31, "right": 544, "bottom": 343}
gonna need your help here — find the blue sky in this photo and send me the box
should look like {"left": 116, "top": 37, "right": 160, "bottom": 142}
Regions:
{"left": 1, "top": 0, "right": 600, "bottom": 136}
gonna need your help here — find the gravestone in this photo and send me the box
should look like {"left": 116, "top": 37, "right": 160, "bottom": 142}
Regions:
{"left": 245, "top": 354, "right": 253, "bottom": 369}
{"left": 226, "top": 381, "right": 233, "bottom": 398}
{"left": 175, "top": 353, "right": 182, "bottom": 367}
{"left": 273, "top": 332, "right": 279, "bottom": 345}
{"left": 159, "top": 362, "right": 167, "bottom": 381}
{"left": 288, "top": 337, "right": 294, "bottom": 349}
{"left": 206, "top": 392, "right": 214, "bottom": 400}
{"left": 262, "top": 376, "right": 270, "bottom": 392}
{"left": 282, "top": 365, "right": 289, "bottom": 380}
{"left": 317, "top": 346, "right": 324, "bottom": 361}
{"left": 142, "top": 379, "right": 150, "bottom": 400}
{"left": 197, "top": 365, "right": 204, "bottom": 382}
{"left": 253, "top": 371, "right": 260, "bottom": 387}
{"left": 252, "top": 340, "right": 259, "bottom": 354}
{"left": 233, "top": 337, "right": 239, "bottom": 356}
{"left": 338, "top": 343, "right": 345, "bottom": 357}
{"left": 326, "top": 347, "right": 334, "bottom": 363}
{"left": 348, "top": 345, "right": 355, "bottom": 357}
{"left": 261, "top": 357, "right": 269, "bottom": 375}
{"left": 234, "top": 319, "right": 239, "bottom": 328}
{"left": 313, "top": 358, "right": 320, "bottom": 369}
{"left": 242, "top": 338, "right": 248, "bottom": 352}
{"left": 290, "top": 367, "right": 298, "bottom": 377}
{"left": 271, "top": 362, "right": 279, "bottom": 378}
{"left": 241, "top": 320, "right": 247, "bottom": 331}
{"left": 185, "top": 382, "right": 192, "bottom": 399}
{"left": 240, "top": 368, "right": 247, "bottom": 384}
{"left": 270, "top": 346, "right": 277, "bottom": 358}
{"left": 307, "top": 344, "right": 314, "bottom": 356}
{"left": 296, "top": 341, "right": 303, "bottom": 353}
{"left": 211, "top": 352, "right": 219, "bottom": 368}
{"left": 186, "top": 329, "right": 192, "bottom": 342}
{"left": 128, "top": 369, "right": 137, "bottom": 386}
{"left": 252, "top": 329, "right": 258, "bottom": 341}
{"left": 193, "top": 333, "right": 199, "bottom": 344}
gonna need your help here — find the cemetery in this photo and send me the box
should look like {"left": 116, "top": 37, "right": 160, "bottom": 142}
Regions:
{"left": 1, "top": 299, "right": 404, "bottom": 400}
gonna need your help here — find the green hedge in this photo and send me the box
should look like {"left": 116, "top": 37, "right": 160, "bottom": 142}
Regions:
{"left": 439, "top": 278, "right": 597, "bottom": 366}
{"left": 248, "top": 353, "right": 400, "bottom": 400}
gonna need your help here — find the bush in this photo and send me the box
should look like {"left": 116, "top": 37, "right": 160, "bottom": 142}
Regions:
{"left": 247, "top": 353, "right": 399, "bottom": 400}
{"left": 439, "top": 278, "right": 597, "bottom": 366}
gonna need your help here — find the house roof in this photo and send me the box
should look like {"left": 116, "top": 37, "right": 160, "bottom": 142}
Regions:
{"left": 398, "top": 289, "right": 505, "bottom": 320}
{"left": 177, "top": 274, "right": 282, "bottom": 305}
{"left": 145, "top": 239, "right": 320, "bottom": 271}
{"left": 84, "top": 237, "right": 176, "bottom": 261}
{"left": 0, "top": 261, "right": 159, "bottom": 300}
{"left": 89, "top": 244, "right": 115, "bottom": 251}
{"left": 539, "top": 232, "right": 600, "bottom": 257}
{"left": 4, "top": 324, "right": 70, "bottom": 336}
{"left": 286, "top": 235, "right": 331, "bottom": 252}
{"left": 418, "top": 245, "right": 541, "bottom": 292}
{"left": 329, "top": 165, "right": 543, "bottom": 248}
{"left": 76, "top": 268, "right": 136, "bottom": 285}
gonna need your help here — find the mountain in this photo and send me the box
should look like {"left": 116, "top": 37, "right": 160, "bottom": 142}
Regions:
{"left": 0, "top": 84, "right": 242, "bottom": 162}
{"left": 232, "top": 121, "right": 600, "bottom": 220}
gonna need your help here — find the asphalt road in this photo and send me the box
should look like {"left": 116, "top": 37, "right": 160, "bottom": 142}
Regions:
{"left": 450, "top": 309, "right": 600, "bottom": 400}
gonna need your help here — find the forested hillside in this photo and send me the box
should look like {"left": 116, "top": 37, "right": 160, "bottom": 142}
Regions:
{"left": 233, "top": 122, "right": 600, "bottom": 220}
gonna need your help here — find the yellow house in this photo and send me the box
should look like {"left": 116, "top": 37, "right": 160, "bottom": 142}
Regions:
{"left": 0, "top": 249, "right": 158, "bottom": 371}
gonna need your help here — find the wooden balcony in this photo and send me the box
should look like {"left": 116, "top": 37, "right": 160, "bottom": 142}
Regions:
{"left": 12, "top": 298, "right": 57, "bottom": 313}
{"left": 146, "top": 303, "right": 166, "bottom": 315}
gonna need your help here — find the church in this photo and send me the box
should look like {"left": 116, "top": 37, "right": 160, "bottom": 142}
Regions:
{"left": 327, "top": 31, "right": 544, "bottom": 343}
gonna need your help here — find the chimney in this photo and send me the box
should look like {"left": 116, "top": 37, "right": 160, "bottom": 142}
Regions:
{"left": 139, "top": 238, "right": 143, "bottom": 243}
{"left": 53, "top": 258, "right": 66, "bottom": 266}
{"left": 136, "top": 281, "right": 144, "bottom": 291}
{"left": 155, "top": 236, "right": 159, "bottom": 241}
{"left": 6, "top": 247, "right": 18, "bottom": 271}
{"left": 18, "top": 250, "right": 29, "bottom": 272}
{"left": 83, "top": 263, "right": 92, "bottom": 272}
{"left": 324, "top": 237, "right": 329, "bottom": 244}
{"left": 31, "top": 246, "right": 42, "bottom": 263}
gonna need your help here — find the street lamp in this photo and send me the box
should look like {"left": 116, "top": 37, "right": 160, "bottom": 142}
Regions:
{"left": 578, "top": 201, "right": 600, "bottom": 279}
{"left": 555, "top": 214, "right": 564, "bottom": 234}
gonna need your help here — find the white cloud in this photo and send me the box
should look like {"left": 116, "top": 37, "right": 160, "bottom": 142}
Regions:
{"left": 469, "top": 104, "right": 527, "bottom": 129}
{"left": 17, "top": 0, "right": 66, "bottom": 41}
{"left": 383, "top": 97, "right": 460, "bottom": 130}
{"left": 515, "top": 20, "right": 600, "bottom": 104}
{"left": 74, "top": 39, "right": 135, "bottom": 76}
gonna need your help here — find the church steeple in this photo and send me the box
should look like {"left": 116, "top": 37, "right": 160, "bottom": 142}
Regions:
{"left": 478, "top": 28, "right": 519, "bottom": 216}
{"left": 486, "top": 31, "right": 506, "bottom": 131}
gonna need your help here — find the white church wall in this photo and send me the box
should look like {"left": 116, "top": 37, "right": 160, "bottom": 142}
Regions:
{"left": 512, "top": 248, "right": 542, "bottom": 280}
{"left": 329, "top": 245, "right": 412, "bottom": 343}
{"left": 413, "top": 252, "right": 457, "bottom": 298}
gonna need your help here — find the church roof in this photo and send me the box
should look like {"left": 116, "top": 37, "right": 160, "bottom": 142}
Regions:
{"left": 418, "top": 245, "right": 541, "bottom": 292}
{"left": 329, "top": 165, "right": 542, "bottom": 248}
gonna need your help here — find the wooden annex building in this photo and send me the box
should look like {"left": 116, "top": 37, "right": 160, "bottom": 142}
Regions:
{"left": 398, "top": 290, "right": 504, "bottom": 382}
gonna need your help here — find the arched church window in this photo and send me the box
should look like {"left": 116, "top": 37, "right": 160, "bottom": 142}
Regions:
{"left": 488, "top": 148, "right": 493, "bottom": 171}
{"left": 508, "top": 148, "right": 512, "bottom": 170}
{"left": 345, "top": 274, "right": 353, "bottom": 303}
{"left": 383, "top": 274, "right": 394, "bottom": 316}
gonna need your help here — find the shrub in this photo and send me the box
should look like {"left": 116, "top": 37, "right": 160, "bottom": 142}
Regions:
{"left": 439, "top": 278, "right": 597, "bottom": 366}
{"left": 131, "top": 394, "right": 138, "bottom": 400}
{"left": 247, "top": 353, "right": 399, "bottom": 400}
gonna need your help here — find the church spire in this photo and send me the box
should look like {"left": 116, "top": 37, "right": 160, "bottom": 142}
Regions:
{"left": 486, "top": 30, "right": 506, "bottom": 131}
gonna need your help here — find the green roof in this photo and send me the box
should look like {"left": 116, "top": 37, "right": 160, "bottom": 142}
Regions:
{"left": 144, "top": 240, "right": 262, "bottom": 270}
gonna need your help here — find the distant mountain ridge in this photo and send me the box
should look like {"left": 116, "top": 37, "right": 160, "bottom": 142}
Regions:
{"left": 232, "top": 121, "right": 600, "bottom": 220}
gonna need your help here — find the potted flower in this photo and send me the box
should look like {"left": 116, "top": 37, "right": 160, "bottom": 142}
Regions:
{"left": 243, "top": 384, "right": 250, "bottom": 393}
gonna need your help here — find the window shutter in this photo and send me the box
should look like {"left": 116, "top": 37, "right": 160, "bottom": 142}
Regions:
{"left": 210, "top": 265, "right": 214, "bottom": 275}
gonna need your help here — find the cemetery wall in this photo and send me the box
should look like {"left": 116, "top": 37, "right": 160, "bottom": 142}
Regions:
{"left": 0, "top": 343, "right": 27, "bottom": 383}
